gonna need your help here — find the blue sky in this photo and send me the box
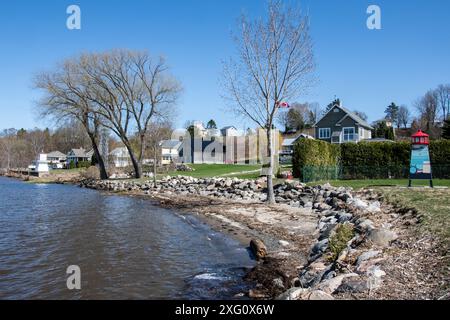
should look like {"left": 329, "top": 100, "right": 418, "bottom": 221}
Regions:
{"left": 0, "top": 0, "right": 449, "bottom": 131}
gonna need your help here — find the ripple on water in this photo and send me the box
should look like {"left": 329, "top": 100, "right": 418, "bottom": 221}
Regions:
{"left": 0, "top": 177, "right": 255, "bottom": 299}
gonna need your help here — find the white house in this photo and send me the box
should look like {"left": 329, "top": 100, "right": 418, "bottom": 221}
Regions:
{"left": 160, "top": 140, "right": 182, "bottom": 165}
{"left": 220, "top": 126, "right": 239, "bottom": 137}
{"left": 47, "top": 151, "right": 67, "bottom": 169}
{"left": 28, "top": 153, "right": 50, "bottom": 174}
{"left": 110, "top": 147, "right": 132, "bottom": 168}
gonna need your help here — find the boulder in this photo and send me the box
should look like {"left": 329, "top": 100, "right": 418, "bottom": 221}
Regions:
{"left": 306, "top": 290, "right": 335, "bottom": 300}
{"left": 368, "top": 228, "right": 398, "bottom": 247}
{"left": 316, "top": 273, "right": 359, "bottom": 294}
{"left": 366, "top": 266, "right": 386, "bottom": 290}
{"left": 335, "top": 277, "right": 368, "bottom": 293}
{"left": 356, "top": 250, "right": 382, "bottom": 266}
{"left": 276, "top": 287, "right": 309, "bottom": 300}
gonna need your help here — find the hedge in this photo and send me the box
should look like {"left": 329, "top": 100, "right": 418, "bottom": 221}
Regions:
{"left": 293, "top": 139, "right": 450, "bottom": 181}
{"left": 292, "top": 139, "right": 340, "bottom": 181}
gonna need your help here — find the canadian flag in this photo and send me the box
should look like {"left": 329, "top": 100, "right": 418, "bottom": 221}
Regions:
{"left": 277, "top": 101, "right": 290, "bottom": 108}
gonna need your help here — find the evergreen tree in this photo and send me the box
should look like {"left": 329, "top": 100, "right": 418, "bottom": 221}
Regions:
{"left": 385, "top": 102, "right": 400, "bottom": 128}
{"left": 206, "top": 119, "right": 217, "bottom": 129}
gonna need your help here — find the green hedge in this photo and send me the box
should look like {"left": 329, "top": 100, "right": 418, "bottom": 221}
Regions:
{"left": 293, "top": 139, "right": 450, "bottom": 181}
{"left": 292, "top": 139, "right": 340, "bottom": 180}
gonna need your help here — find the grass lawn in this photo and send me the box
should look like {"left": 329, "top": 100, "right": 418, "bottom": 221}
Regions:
{"left": 49, "top": 168, "right": 86, "bottom": 175}
{"left": 307, "top": 179, "right": 450, "bottom": 189}
{"left": 381, "top": 188, "right": 450, "bottom": 242}
{"left": 165, "top": 164, "right": 262, "bottom": 178}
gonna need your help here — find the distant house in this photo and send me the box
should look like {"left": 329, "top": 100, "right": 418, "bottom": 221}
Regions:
{"left": 314, "top": 102, "right": 373, "bottom": 143}
{"left": 109, "top": 147, "right": 131, "bottom": 168}
{"left": 47, "top": 151, "right": 67, "bottom": 169}
{"left": 66, "top": 148, "right": 93, "bottom": 166}
{"left": 280, "top": 133, "right": 314, "bottom": 156}
{"left": 28, "top": 153, "right": 50, "bottom": 174}
{"left": 160, "top": 140, "right": 183, "bottom": 165}
{"left": 220, "top": 126, "right": 239, "bottom": 137}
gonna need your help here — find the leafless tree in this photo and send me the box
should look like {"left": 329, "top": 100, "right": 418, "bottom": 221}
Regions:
{"left": 397, "top": 105, "right": 410, "bottom": 128}
{"left": 435, "top": 84, "right": 450, "bottom": 121}
{"left": 353, "top": 110, "right": 368, "bottom": 121}
{"left": 78, "top": 50, "right": 181, "bottom": 178}
{"left": 307, "top": 102, "right": 322, "bottom": 124}
{"left": 34, "top": 60, "right": 109, "bottom": 179}
{"left": 145, "top": 121, "right": 174, "bottom": 183}
{"left": 414, "top": 90, "right": 438, "bottom": 131}
{"left": 222, "top": 0, "right": 315, "bottom": 203}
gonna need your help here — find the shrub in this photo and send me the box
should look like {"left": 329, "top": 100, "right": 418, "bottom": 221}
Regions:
{"left": 292, "top": 139, "right": 340, "bottom": 179}
{"left": 77, "top": 161, "right": 91, "bottom": 169}
{"left": 328, "top": 223, "right": 355, "bottom": 261}
{"left": 69, "top": 161, "right": 76, "bottom": 169}
{"left": 81, "top": 166, "right": 100, "bottom": 180}
{"left": 293, "top": 139, "right": 450, "bottom": 181}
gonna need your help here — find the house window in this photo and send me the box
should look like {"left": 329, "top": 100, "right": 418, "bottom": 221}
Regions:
{"left": 343, "top": 127, "right": 355, "bottom": 141}
{"left": 319, "top": 128, "right": 331, "bottom": 139}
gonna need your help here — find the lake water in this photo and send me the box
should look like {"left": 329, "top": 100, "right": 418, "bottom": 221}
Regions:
{"left": 0, "top": 177, "right": 254, "bottom": 299}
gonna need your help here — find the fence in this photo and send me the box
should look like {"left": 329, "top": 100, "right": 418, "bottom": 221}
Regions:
{"left": 302, "top": 164, "right": 450, "bottom": 183}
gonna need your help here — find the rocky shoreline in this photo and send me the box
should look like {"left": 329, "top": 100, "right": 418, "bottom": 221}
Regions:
{"left": 79, "top": 176, "right": 448, "bottom": 300}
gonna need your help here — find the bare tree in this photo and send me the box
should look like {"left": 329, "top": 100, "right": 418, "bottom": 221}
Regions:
{"left": 435, "top": 84, "right": 450, "bottom": 121}
{"left": 307, "top": 102, "right": 322, "bottom": 124}
{"left": 397, "top": 105, "right": 410, "bottom": 128}
{"left": 78, "top": 50, "right": 181, "bottom": 178}
{"left": 414, "top": 90, "right": 438, "bottom": 131}
{"left": 145, "top": 121, "right": 173, "bottom": 183}
{"left": 34, "top": 60, "right": 109, "bottom": 179}
{"left": 222, "top": 0, "right": 315, "bottom": 203}
{"left": 353, "top": 110, "right": 368, "bottom": 122}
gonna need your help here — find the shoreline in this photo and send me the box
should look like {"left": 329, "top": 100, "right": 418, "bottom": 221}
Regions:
{"left": 1, "top": 172, "right": 448, "bottom": 300}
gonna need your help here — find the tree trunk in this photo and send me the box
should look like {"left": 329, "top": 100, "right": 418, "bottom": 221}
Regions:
{"left": 266, "top": 127, "right": 275, "bottom": 204}
{"left": 88, "top": 133, "right": 108, "bottom": 180}
{"left": 124, "top": 141, "right": 142, "bottom": 179}
{"left": 153, "top": 145, "right": 157, "bottom": 184}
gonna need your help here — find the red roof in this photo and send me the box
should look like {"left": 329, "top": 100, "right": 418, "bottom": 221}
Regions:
{"left": 411, "top": 130, "right": 429, "bottom": 138}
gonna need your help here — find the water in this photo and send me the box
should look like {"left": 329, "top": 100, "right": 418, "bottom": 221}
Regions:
{"left": 0, "top": 177, "right": 254, "bottom": 299}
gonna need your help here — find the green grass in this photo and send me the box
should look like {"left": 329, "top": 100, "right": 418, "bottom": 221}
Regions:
{"left": 381, "top": 188, "right": 450, "bottom": 243}
{"left": 307, "top": 179, "right": 450, "bottom": 189}
{"left": 165, "top": 164, "right": 262, "bottom": 178}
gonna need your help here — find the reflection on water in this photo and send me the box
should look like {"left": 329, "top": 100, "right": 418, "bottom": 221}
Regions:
{"left": 0, "top": 177, "right": 254, "bottom": 299}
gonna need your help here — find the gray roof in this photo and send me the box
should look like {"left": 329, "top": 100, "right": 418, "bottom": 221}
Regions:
{"left": 315, "top": 104, "right": 374, "bottom": 130}
{"left": 160, "top": 140, "right": 182, "bottom": 149}
{"left": 47, "top": 151, "right": 66, "bottom": 158}
{"left": 68, "top": 148, "right": 93, "bottom": 158}
{"left": 338, "top": 106, "right": 373, "bottom": 129}
{"left": 221, "top": 126, "right": 236, "bottom": 130}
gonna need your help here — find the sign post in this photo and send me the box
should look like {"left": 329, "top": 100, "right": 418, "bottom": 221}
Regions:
{"left": 408, "top": 130, "right": 433, "bottom": 188}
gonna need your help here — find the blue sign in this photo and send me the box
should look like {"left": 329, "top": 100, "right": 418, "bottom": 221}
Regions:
{"left": 409, "top": 145, "right": 432, "bottom": 180}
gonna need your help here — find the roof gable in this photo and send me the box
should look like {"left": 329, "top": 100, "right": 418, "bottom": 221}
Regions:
{"left": 315, "top": 104, "right": 373, "bottom": 130}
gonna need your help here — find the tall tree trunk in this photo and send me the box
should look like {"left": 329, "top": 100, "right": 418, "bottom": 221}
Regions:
{"left": 123, "top": 140, "right": 142, "bottom": 178}
{"left": 88, "top": 134, "right": 108, "bottom": 180}
{"left": 153, "top": 145, "right": 157, "bottom": 184}
{"left": 266, "top": 127, "right": 275, "bottom": 204}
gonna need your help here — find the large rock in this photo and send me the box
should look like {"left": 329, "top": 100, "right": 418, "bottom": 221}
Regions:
{"left": 366, "top": 266, "right": 386, "bottom": 290}
{"left": 306, "top": 290, "right": 335, "bottom": 300}
{"left": 335, "top": 277, "right": 368, "bottom": 293}
{"left": 356, "top": 250, "right": 382, "bottom": 266}
{"left": 316, "top": 273, "right": 359, "bottom": 294}
{"left": 368, "top": 228, "right": 398, "bottom": 247}
{"left": 276, "top": 287, "right": 309, "bottom": 300}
